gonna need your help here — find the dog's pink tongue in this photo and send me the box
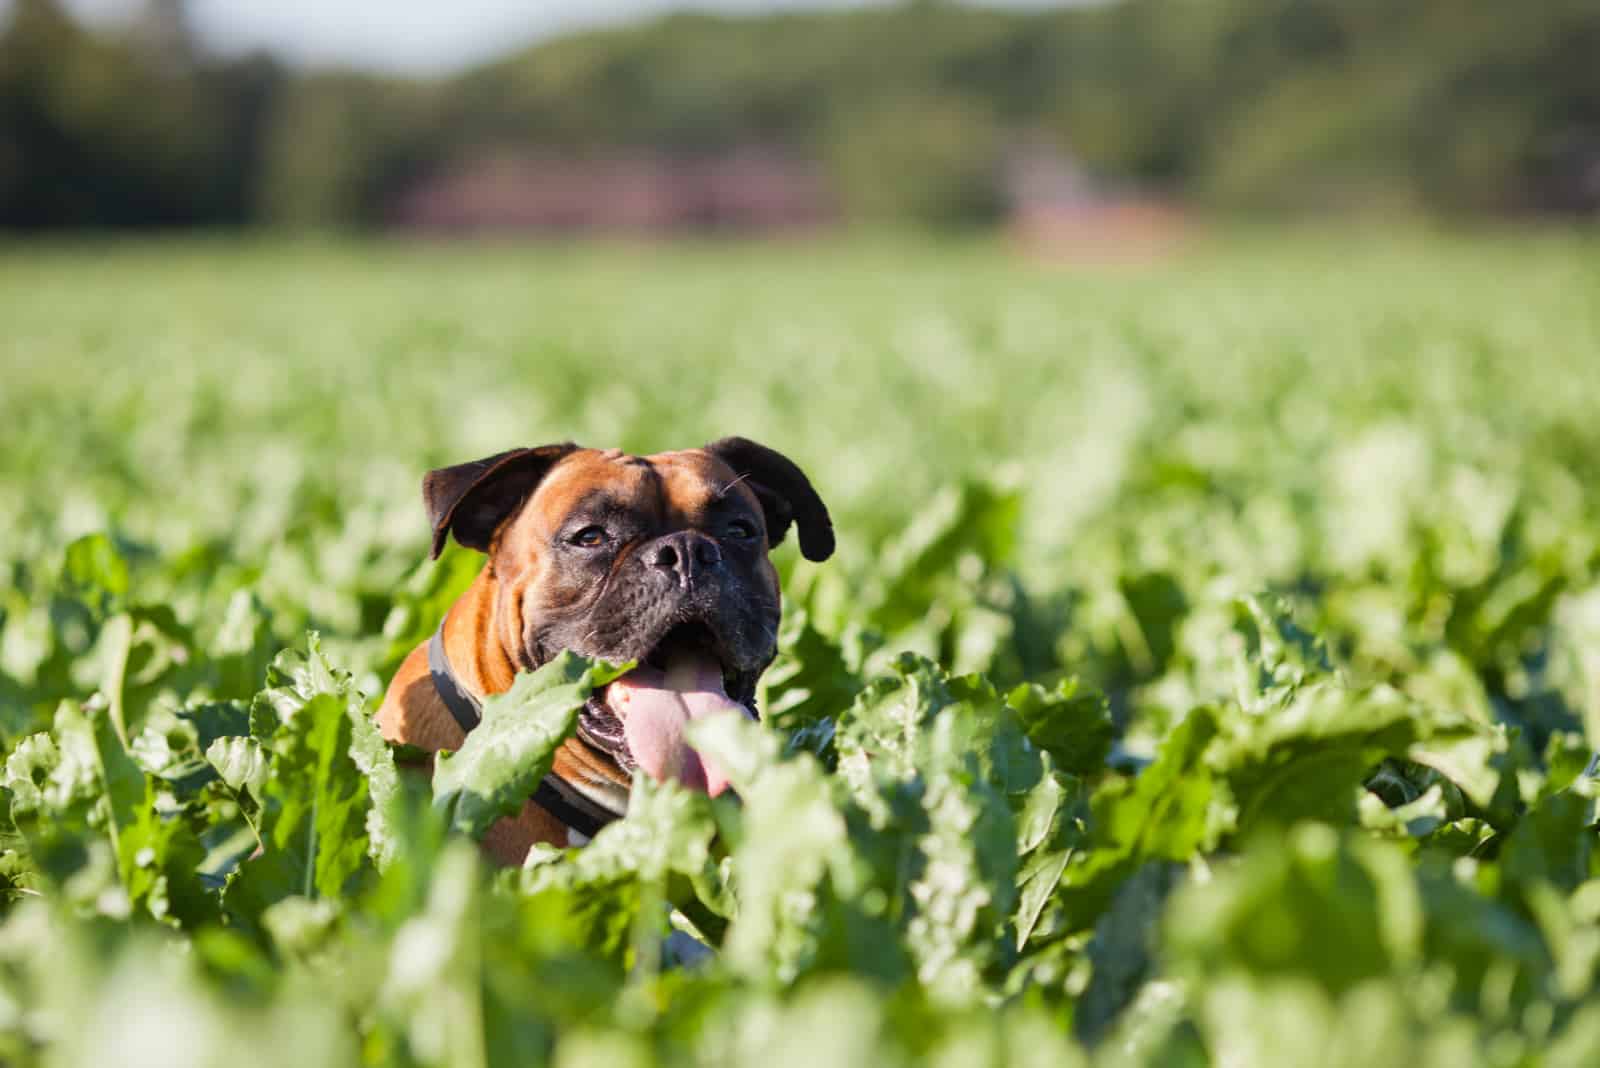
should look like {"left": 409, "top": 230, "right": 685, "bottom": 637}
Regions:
{"left": 605, "top": 651, "right": 751, "bottom": 796}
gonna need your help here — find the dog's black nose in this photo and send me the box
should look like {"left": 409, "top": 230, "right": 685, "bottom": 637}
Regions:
{"left": 647, "top": 531, "right": 721, "bottom": 586}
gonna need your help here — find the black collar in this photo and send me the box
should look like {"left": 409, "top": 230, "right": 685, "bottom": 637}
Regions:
{"left": 427, "top": 620, "right": 618, "bottom": 841}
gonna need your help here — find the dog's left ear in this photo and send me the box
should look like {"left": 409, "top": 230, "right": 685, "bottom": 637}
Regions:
{"left": 423, "top": 443, "right": 580, "bottom": 559}
{"left": 705, "top": 437, "right": 834, "bottom": 562}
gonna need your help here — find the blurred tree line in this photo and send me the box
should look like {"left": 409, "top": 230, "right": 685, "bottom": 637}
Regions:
{"left": 0, "top": 0, "right": 281, "bottom": 227}
{"left": 2, "top": 0, "right": 1597, "bottom": 230}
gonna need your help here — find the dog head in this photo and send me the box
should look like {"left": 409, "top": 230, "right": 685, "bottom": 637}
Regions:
{"left": 422, "top": 438, "right": 833, "bottom": 795}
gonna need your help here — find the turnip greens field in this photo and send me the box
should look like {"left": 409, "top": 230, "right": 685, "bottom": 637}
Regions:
{"left": 2, "top": 233, "right": 1600, "bottom": 1067}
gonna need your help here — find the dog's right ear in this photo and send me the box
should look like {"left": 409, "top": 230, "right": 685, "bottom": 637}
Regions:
{"left": 422, "top": 443, "right": 579, "bottom": 559}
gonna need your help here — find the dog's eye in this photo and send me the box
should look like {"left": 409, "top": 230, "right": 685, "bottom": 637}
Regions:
{"left": 727, "top": 519, "right": 758, "bottom": 540}
{"left": 570, "top": 525, "right": 608, "bottom": 548}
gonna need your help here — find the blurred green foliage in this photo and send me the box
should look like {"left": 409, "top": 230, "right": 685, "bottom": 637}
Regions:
{"left": 3, "top": 0, "right": 1598, "bottom": 229}
{"left": 1, "top": 232, "right": 1599, "bottom": 1064}
{"left": 0, "top": 0, "right": 283, "bottom": 228}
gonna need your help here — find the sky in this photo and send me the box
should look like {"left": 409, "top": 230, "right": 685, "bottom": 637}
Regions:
{"left": 46, "top": 0, "right": 1077, "bottom": 75}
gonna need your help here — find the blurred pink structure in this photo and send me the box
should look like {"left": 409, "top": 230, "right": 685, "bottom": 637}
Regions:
{"left": 389, "top": 150, "right": 836, "bottom": 235}
{"left": 1003, "top": 143, "right": 1192, "bottom": 261}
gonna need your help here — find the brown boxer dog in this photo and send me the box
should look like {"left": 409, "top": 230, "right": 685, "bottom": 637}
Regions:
{"left": 376, "top": 438, "right": 833, "bottom": 866}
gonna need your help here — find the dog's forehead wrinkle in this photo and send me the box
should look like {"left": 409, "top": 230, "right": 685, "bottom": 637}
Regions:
{"left": 647, "top": 455, "right": 756, "bottom": 520}
{"left": 597, "top": 447, "right": 655, "bottom": 468}
{"left": 530, "top": 449, "right": 760, "bottom": 536}
{"left": 530, "top": 452, "right": 663, "bottom": 529}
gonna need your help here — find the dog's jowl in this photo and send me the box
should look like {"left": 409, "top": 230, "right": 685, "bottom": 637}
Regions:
{"left": 377, "top": 438, "right": 833, "bottom": 865}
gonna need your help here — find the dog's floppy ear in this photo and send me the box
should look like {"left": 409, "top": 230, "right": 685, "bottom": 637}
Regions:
{"left": 704, "top": 437, "right": 834, "bottom": 562}
{"left": 422, "top": 443, "right": 579, "bottom": 559}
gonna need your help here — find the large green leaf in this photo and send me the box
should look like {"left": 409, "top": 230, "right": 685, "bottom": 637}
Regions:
{"left": 224, "top": 636, "right": 387, "bottom": 923}
{"left": 432, "top": 651, "right": 630, "bottom": 839}
{"left": 1005, "top": 678, "right": 1112, "bottom": 778}
{"left": 1165, "top": 825, "right": 1423, "bottom": 995}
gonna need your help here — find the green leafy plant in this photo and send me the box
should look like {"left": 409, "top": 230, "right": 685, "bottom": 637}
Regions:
{"left": 3, "top": 234, "right": 1600, "bottom": 1066}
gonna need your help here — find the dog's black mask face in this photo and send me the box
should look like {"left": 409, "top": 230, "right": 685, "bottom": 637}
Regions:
{"left": 526, "top": 484, "right": 783, "bottom": 711}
